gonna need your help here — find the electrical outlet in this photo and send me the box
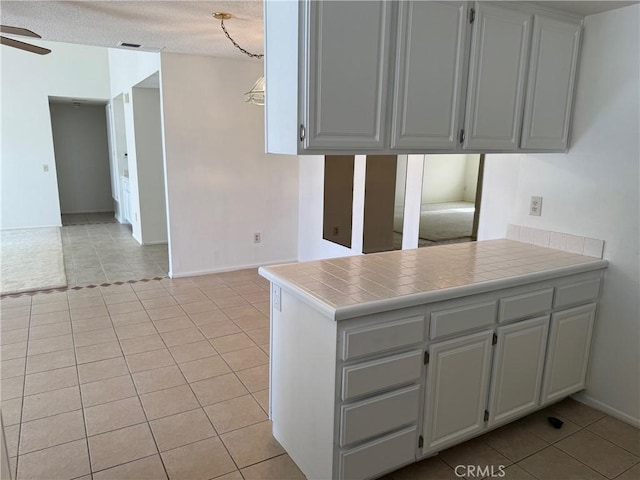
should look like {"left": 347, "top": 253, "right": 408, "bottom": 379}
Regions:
{"left": 43, "top": 164, "right": 49, "bottom": 172}
{"left": 529, "top": 196, "right": 543, "bottom": 216}
{"left": 273, "top": 285, "right": 281, "bottom": 312}
{"left": 134, "top": 212, "right": 138, "bottom": 222}
{"left": 254, "top": 232, "right": 261, "bottom": 244}
{"left": 332, "top": 226, "right": 339, "bottom": 236}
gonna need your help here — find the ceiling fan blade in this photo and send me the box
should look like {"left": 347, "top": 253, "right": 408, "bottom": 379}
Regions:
{"left": 0, "top": 25, "right": 41, "bottom": 38}
{"left": 0, "top": 36, "right": 51, "bottom": 55}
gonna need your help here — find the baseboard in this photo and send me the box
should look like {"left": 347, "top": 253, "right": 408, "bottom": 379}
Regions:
{"left": 572, "top": 392, "right": 640, "bottom": 428}
{"left": 1, "top": 225, "right": 61, "bottom": 231}
{"left": 141, "top": 240, "right": 168, "bottom": 246}
{"left": 170, "top": 258, "right": 298, "bottom": 279}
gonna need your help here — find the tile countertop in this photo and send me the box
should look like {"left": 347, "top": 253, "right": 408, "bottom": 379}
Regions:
{"left": 258, "top": 239, "right": 609, "bottom": 321}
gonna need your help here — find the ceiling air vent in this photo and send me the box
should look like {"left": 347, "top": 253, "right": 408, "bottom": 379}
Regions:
{"left": 118, "top": 41, "right": 142, "bottom": 49}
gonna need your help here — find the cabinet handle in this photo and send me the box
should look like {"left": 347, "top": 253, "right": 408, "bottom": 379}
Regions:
{"left": 299, "top": 124, "right": 306, "bottom": 142}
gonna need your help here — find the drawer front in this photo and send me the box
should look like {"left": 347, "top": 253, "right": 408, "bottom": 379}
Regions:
{"left": 342, "top": 349, "right": 423, "bottom": 401}
{"left": 342, "top": 316, "right": 424, "bottom": 361}
{"left": 340, "top": 385, "right": 420, "bottom": 447}
{"left": 339, "top": 426, "right": 417, "bottom": 480}
{"left": 499, "top": 288, "right": 553, "bottom": 323}
{"left": 430, "top": 301, "right": 497, "bottom": 339}
{"left": 554, "top": 279, "right": 601, "bottom": 309}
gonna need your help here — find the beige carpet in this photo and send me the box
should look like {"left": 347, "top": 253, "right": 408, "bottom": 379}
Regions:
{"left": 0, "top": 227, "right": 67, "bottom": 295}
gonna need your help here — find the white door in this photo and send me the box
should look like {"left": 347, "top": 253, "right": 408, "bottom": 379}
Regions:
{"left": 305, "top": 1, "right": 392, "bottom": 150}
{"left": 391, "top": 1, "right": 469, "bottom": 150}
{"left": 541, "top": 304, "right": 596, "bottom": 405}
{"left": 422, "top": 330, "right": 494, "bottom": 454}
{"left": 464, "top": 3, "right": 532, "bottom": 150}
{"left": 488, "top": 316, "right": 549, "bottom": 427}
{"left": 521, "top": 14, "right": 582, "bottom": 150}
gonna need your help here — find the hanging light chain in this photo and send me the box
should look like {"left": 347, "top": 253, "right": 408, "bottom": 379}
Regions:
{"left": 219, "top": 19, "right": 264, "bottom": 59}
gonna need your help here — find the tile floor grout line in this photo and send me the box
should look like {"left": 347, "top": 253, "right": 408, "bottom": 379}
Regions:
{"left": 13, "top": 297, "right": 33, "bottom": 480}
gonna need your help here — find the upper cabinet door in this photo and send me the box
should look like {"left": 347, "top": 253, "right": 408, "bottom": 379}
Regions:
{"left": 464, "top": 3, "right": 532, "bottom": 151}
{"left": 391, "top": 2, "right": 469, "bottom": 150}
{"left": 521, "top": 15, "right": 581, "bottom": 150}
{"left": 305, "top": 1, "right": 392, "bottom": 151}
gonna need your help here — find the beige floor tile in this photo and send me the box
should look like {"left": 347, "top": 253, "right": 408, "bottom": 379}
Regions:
{"left": 19, "top": 409, "right": 85, "bottom": 454}
{"left": 245, "top": 327, "right": 270, "bottom": 345}
{"left": 1, "top": 328, "right": 28, "bottom": 345}
{"left": 1, "top": 375, "right": 24, "bottom": 400}
{"left": 152, "top": 316, "right": 194, "bottom": 333}
{"left": 515, "top": 409, "right": 582, "bottom": 443}
{"left": 232, "top": 283, "right": 263, "bottom": 295}
{"left": 1, "top": 317, "right": 30, "bottom": 332}
{"left": 587, "top": 416, "right": 640, "bottom": 456}
{"left": 180, "top": 300, "right": 218, "bottom": 315}
{"left": 150, "top": 408, "right": 216, "bottom": 452}
{"left": 161, "top": 437, "right": 236, "bottom": 480}
{"left": 16, "top": 439, "right": 90, "bottom": 480}
{"left": 221, "top": 421, "right": 284, "bottom": 468}
{"left": 236, "top": 364, "right": 269, "bottom": 393}
{"left": 241, "top": 454, "right": 306, "bottom": 480}
{"left": 29, "top": 310, "right": 70, "bottom": 327}
{"left": 102, "top": 292, "right": 139, "bottom": 305}
{"left": 500, "top": 464, "right": 537, "bottom": 479}
{"left": 69, "top": 296, "right": 106, "bottom": 309}
{"left": 24, "top": 366, "right": 78, "bottom": 396}
{"left": 233, "top": 315, "right": 270, "bottom": 332}
{"left": 141, "top": 296, "right": 178, "bottom": 310}
{"left": 204, "top": 394, "right": 267, "bottom": 434}
{"left": 110, "top": 310, "right": 151, "bottom": 326}
{"left": 126, "top": 349, "right": 175, "bottom": 373}
{"left": 26, "top": 349, "right": 76, "bottom": 374}
{"left": 119, "top": 333, "right": 166, "bottom": 355}
{"left": 381, "top": 456, "right": 457, "bottom": 479}
{"left": 132, "top": 365, "right": 186, "bottom": 394}
{"left": 81, "top": 374, "right": 137, "bottom": 407}
{"left": 199, "top": 320, "right": 243, "bottom": 339}
{"left": 71, "top": 316, "right": 113, "bottom": 333}
{"left": 135, "top": 288, "right": 170, "bottom": 300}
{"left": 70, "top": 305, "right": 109, "bottom": 321}
{"left": 27, "top": 334, "right": 74, "bottom": 356}
{"left": 169, "top": 341, "right": 217, "bottom": 364}
{"left": 178, "top": 355, "right": 230, "bottom": 383}
{"left": 93, "top": 454, "right": 168, "bottom": 480}
{"left": 440, "top": 437, "right": 512, "bottom": 471}
{"left": 518, "top": 446, "right": 607, "bottom": 480}
{"left": 88, "top": 423, "right": 158, "bottom": 472}
{"left": 1, "top": 358, "right": 26, "bottom": 379}
{"left": 139, "top": 384, "right": 200, "bottom": 420}
{"left": 85, "top": 396, "right": 147, "bottom": 436}
{"left": 1, "top": 341, "right": 27, "bottom": 362}
{"left": 556, "top": 429, "right": 639, "bottom": 478}
{"left": 4, "top": 423, "right": 19, "bottom": 458}
{"left": 1, "top": 397, "right": 22, "bottom": 425}
{"left": 260, "top": 343, "right": 270, "bottom": 356}
{"left": 210, "top": 333, "right": 257, "bottom": 354}
{"left": 146, "top": 306, "right": 185, "bottom": 321}
{"left": 160, "top": 327, "right": 206, "bottom": 347}
{"left": 30, "top": 301, "right": 69, "bottom": 315}
{"left": 213, "top": 471, "right": 243, "bottom": 480}
{"left": 172, "top": 293, "right": 209, "bottom": 306}
{"left": 481, "top": 422, "right": 549, "bottom": 462}
{"left": 106, "top": 300, "right": 144, "bottom": 315}
{"left": 550, "top": 398, "right": 607, "bottom": 427}
{"left": 73, "top": 327, "right": 118, "bottom": 347}
{"left": 222, "top": 347, "right": 268, "bottom": 372}
{"left": 222, "top": 305, "right": 261, "bottom": 320}
{"left": 31, "top": 292, "right": 67, "bottom": 304}
{"left": 241, "top": 291, "right": 270, "bottom": 304}
{"left": 617, "top": 464, "right": 640, "bottom": 480}
{"left": 29, "top": 321, "right": 72, "bottom": 340}
{"left": 76, "top": 341, "right": 123, "bottom": 364}
{"left": 115, "top": 322, "right": 157, "bottom": 340}
{"left": 253, "top": 389, "right": 269, "bottom": 414}
{"left": 253, "top": 302, "right": 270, "bottom": 316}
{"left": 214, "top": 296, "right": 249, "bottom": 310}
{"left": 188, "top": 310, "right": 231, "bottom": 326}
{"left": 190, "top": 373, "right": 249, "bottom": 406}
{"left": 78, "top": 356, "right": 129, "bottom": 384}
{"left": 22, "top": 385, "right": 81, "bottom": 422}
{"left": 204, "top": 287, "right": 236, "bottom": 299}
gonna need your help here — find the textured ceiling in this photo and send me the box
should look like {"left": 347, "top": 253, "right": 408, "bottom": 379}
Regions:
{"left": 1, "top": 1, "right": 638, "bottom": 58}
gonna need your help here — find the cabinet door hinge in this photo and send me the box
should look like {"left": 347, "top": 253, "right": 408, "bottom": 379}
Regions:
{"left": 484, "top": 410, "right": 489, "bottom": 422}
{"left": 418, "top": 435, "right": 424, "bottom": 449}
{"left": 424, "top": 351, "right": 430, "bottom": 365}
{"left": 492, "top": 333, "right": 498, "bottom": 345}
{"left": 299, "top": 124, "right": 306, "bottom": 141}
{"left": 469, "top": 8, "right": 476, "bottom": 24}
{"left": 459, "top": 129, "right": 465, "bottom": 144}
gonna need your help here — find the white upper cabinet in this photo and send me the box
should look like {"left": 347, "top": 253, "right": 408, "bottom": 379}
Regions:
{"left": 464, "top": 3, "right": 532, "bottom": 151}
{"left": 521, "top": 14, "right": 582, "bottom": 150}
{"left": 391, "top": 2, "right": 469, "bottom": 150}
{"left": 306, "top": 1, "right": 393, "bottom": 150}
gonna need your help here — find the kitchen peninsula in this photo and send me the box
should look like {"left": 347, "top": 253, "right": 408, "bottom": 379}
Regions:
{"left": 259, "top": 240, "right": 608, "bottom": 480}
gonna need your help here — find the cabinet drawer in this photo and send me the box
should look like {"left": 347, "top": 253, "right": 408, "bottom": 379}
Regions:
{"left": 554, "top": 279, "right": 601, "bottom": 309}
{"left": 342, "top": 350, "right": 422, "bottom": 401}
{"left": 342, "top": 316, "right": 424, "bottom": 360}
{"left": 339, "top": 425, "right": 417, "bottom": 480}
{"left": 430, "top": 301, "right": 496, "bottom": 339}
{"left": 340, "top": 385, "right": 420, "bottom": 447}
{"left": 499, "top": 288, "right": 553, "bottom": 323}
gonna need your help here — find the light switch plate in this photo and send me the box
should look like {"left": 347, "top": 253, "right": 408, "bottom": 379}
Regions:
{"left": 273, "top": 285, "right": 281, "bottom": 312}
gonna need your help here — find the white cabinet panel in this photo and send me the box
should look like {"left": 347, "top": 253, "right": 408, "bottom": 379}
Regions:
{"left": 521, "top": 15, "right": 581, "bottom": 150}
{"left": 305, "top": 1, "right": 392, "bottom": 150}
{"left": 488, "top": 316, "right": 549, "bottom": 427}
{"left": 541, "top": 304, "right": 596, "bottom": 404}
{"left": 422, "top": 330, "right": 494, "bottom": 453}
{"left": 464, "top": 3, "right": 532, "bottom": 150}
{"left": 391, "top": 1, "right": 469, "bottom": 150}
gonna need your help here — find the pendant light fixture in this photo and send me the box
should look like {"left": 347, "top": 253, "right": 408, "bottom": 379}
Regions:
{"left": 213, "top": 12, "right": 265, "bottom": 106}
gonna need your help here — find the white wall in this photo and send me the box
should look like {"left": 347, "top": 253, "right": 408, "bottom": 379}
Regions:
{"left": 421, "top": 154, "right": 468, "bottom": 204}
{"left": 49, "top": 102, "right": 113, "bottom": 214}
{"left": 107, "top": 49, "right": 160, "bottom": 99}
{"left": 0, "top": 40, "right": 110, "bottom": 229}
{"left": 479, "top": 5, "right": 640, "bottom": 424}
{"left": 160, "top": 53, "right": 299, "bottom": 276}
{"left": 463, "top": 155, "right": 480, "bottom": 202}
